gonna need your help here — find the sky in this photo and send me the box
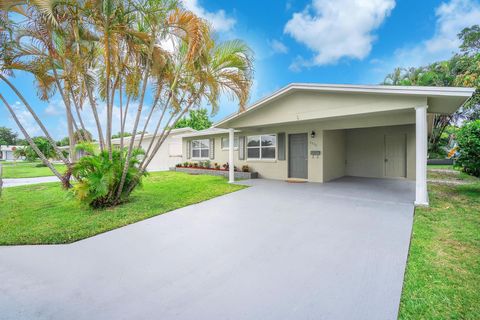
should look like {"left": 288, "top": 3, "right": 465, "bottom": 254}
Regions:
{"left": 1, "top": 0, "right": 480, "bottom": 140}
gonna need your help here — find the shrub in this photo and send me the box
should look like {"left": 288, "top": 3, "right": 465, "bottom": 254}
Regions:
{"left": 193, "top": 162, "right": 198, "bottom": 167}
{"left": 204, "top": 160, "right": 211, "bottom": 168}
{"left": 71, "top": 148, "right": 146, "bottom": 208}
{"left": 456, "top": 120, "right": 480, "bottom": 177}
{"left": 241, "top": 165, "right": 249, "bottom": 172}
{"left": 183, "top": 161, "right": 189, "bottom": 167}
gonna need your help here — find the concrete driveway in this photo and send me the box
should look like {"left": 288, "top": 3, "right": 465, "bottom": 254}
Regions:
{"left": 0, "top": 177, "right": 414, "bottom": 320}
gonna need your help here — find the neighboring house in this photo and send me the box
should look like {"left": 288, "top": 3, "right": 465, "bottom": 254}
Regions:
{"left": 0, "top": 145, "right": 24, "bottom": 161}
{"left": 111, "top": 127, "right": 196, "bottom": 171}
{"left": 181, "top": 83, "right": 474, "bottom": 206}
{"left": 61, "top": 127, "right": 196, "bottom": 171}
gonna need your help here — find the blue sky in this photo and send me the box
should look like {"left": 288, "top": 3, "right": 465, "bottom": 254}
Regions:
{"left": 1, "top": 0, "right": 480, "bottom": 139}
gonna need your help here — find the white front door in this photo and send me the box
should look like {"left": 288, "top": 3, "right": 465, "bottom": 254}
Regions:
{"left": 384, "top": 134, "right": 406, "bottom": 178}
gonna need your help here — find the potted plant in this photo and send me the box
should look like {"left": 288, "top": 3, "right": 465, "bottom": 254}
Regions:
{"left": 242, "top": 165, "right": 249, "bottom": 172}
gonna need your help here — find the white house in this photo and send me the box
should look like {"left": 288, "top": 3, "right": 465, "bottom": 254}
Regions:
{"left": 0, "top": 145, "right": 24, "bottom": 161}
{"left": 181, "top": 83, "right": 475, "bottom": 206}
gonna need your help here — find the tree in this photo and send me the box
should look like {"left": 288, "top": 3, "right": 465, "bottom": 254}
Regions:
{"left": 0, "top": 126, "right": 17, "bottom": 145}
{"left": 174, "top": 108, "right": 212, "bottom": 130}
{"left": 111, "top": 132, "right": 132, "bottom": 139}
{"left": 456, "top": 120, "right": 480, "bottom": 177}
{"left": 383, "top": 26, "right": 480, "bottom": 155}
{"left": 23, "top": 137, "right": 56, "bottom": 161}
{"left": 0, "top": 1, "right": 253, "bottom": 207}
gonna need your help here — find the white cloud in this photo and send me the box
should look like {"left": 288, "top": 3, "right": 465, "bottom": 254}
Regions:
{"left": 8, "top": 101, "right": 42, "bottom": 137}
{"left": 182, "top": 0, "right": 236, "bottom": 32}
{"left": 284, "top": 0, "right": 395, "bottom": 68}
{"left": 44, "top": 99, "right": 64, "bottom": 116}
{"left": 269, "top": 39, "right": 289, "bottom": 54}
{"left": 392, "top": 0, "right": 480, "bottom": 68}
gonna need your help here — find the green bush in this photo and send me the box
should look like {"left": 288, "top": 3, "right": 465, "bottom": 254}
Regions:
{"left": 71, "top": 148, "right": 146, "bottom": 208}
{"left": 456, "top": 120, "right": 480, "bottom": 177}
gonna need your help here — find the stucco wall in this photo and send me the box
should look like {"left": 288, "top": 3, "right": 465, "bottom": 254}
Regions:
{"left": 323, "top": 130, "right": 346, "bottom": 182}
{"left": 345, "top": 124, "right": 416, "bottom": 180}
{"left": 183, "top": 110, "right": 416, "bottom": 182}
{"left": 138, "top": 134, "right": 183, "bottom": 171}
{"left": 220, "top": 91, "right": 425, "bottom": 128}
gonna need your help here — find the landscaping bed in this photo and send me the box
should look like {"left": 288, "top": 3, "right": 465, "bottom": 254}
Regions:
{"left": 171, "top": 166, "right": 258, "bottom": 179}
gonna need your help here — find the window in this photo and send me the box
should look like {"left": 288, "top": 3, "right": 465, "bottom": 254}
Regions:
{"left": 191, "top": 139, "right": 210, "bottom": 159}
{"left": 221, "top": 136, "right": 239, "bottom": 150}
{"left": 247, "top": 134, "right": 276, "bottom": 160}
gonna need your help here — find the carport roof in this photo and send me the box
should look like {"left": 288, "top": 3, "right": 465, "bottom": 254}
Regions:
{"left": 215, "top": 83, "right": 475, "bottom": 128}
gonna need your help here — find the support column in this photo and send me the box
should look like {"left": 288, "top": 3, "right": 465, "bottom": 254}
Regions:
{"left": 415, "top": 105, "right": 428, "bottom": 206}
{"left": 228, "top": 128, "right": 235, "bottom": 183}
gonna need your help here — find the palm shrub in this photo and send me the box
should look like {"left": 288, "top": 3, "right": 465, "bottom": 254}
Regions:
{"left": 72, "top": 148, "right": 146, "bottom": 208}
{"left": 456, "top": 120, "right": 480, "bottom": 177}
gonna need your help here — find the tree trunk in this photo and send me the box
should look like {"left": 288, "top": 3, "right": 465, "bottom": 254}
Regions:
{"left": 0, "top": 94, "right": 66, "bottom": 184}
{"left": 84, "top": 77, "right": 105, "bottom": 151}
{"left": 0, "top": 74, "right": 71, "bottom": 165}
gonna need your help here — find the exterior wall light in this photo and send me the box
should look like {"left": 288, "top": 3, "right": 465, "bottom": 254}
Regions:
{"left": 311, "top": 130, "right": 316, "bottom": 138}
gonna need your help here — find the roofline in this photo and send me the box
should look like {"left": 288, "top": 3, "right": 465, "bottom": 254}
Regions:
{"left": 181, "top": 128, "right": 241, "bottom": 138}
{"left": 214, "top": 83, "right": 476, "bottom": 127}
{"left": 110, "top": 127, "right": 197, "bottom": 143}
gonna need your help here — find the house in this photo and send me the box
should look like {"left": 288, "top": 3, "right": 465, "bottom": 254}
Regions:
{"left": 0, "top": 145, "right": 24, "bottom": 161}
{"left": 181, "top": 83, "right": 474, "bottom": 206}
{"left": 111, "top": 127, "right": 196, "bottom": 171}
{"left": 62, "top": 127, "right": 196, "bottom": 171}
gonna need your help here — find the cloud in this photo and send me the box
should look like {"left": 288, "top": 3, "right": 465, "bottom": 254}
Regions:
{"left": 269, "top": 39, "right": 289, "bottom": 54}
{"left": 284, "top": 0, "right": 395, "bottom": 68}
{"left": 182, "top": 0, "right": 236, "bottom": 32}
{"left": 44, "top": 99, "right": 64, "bottom": 116}
{"left": 392, "top": 0, "right": 480, "bottom": 68}
{"left": 8, "top": 101, "right": 42, "bottom": 137}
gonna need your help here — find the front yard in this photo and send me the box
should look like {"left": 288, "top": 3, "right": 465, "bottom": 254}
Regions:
{"left": 399, "top": 168, "right": 480, "bottom": 319}
{"left": 1, "top": 161, "right": 66, "bottom": 178}
{"left": 0, "top": 172, "right": 245, "bottom": 245}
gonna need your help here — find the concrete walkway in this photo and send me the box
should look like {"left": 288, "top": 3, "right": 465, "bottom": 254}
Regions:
{"left": 0, "top": 177, "right": 415, "bottom": 320}
{"left": 1, "top": 176, "right": 59, "bottom": 188}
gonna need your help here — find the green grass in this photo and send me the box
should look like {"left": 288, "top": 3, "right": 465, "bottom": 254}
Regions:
{"left": 399, "top": 175, "right": 480, "bottom": 319}
{"left": 0, "top": 172, "right": 245, "bottom": 245}
{"left": 427, "top": 164, "right": 454, "bottom": 170}
{"left": 0, "top": 161, "right": 66, "bottom": 178}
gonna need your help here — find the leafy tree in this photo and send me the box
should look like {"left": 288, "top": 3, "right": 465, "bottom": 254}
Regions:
{"left": 111, "top": 132, "right": 132, "bottom": 139}
{"left": 456, "top": 120, "right": 480, "bottom": 177}
{"left": 458, "top": 25, "right": 480, "bottom": 54}
{"left": 0, "top": 126, "right": 17, "bottom": 145}
{"left": 384, "top": 26, "right": 480, "bottom": 155}
{"left": 23, "top": 137, "right": 56, "bottom": 161}
{"left": 174, "top": 108, "right": 212, "bottom": 130}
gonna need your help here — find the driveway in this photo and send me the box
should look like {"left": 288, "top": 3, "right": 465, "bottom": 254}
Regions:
{"left": 0, "top": 177, "right": 414, "bottom": 320}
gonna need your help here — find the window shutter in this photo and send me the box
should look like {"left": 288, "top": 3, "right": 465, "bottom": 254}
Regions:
{"left": 209, "top": 138, "right": 215, "bottom": 159}
{"left": 239, "top": 136, "right": 245, "bottom": 160}
{"left": 187, "top": 140, "right": 191, "bottom": 159}
{"left": 277, "top": 132, "right": 286, "bottom": 160}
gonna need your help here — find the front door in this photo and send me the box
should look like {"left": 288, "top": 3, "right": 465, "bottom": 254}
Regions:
{"left": 385, "top": 134, "right": 406, "bottom": 178}
{"left": 288, "top": 133, "right": 308, "bottom": 179}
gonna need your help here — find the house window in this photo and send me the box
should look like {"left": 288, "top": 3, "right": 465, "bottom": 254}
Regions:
{"left": 191, "top": 139, "right": 210, "bottom": 159}
{"left": 221, "top": 136, "right": 239, "bottom": 150}
{"left": 247, "top": 134, "right": 276, "bottom": 160}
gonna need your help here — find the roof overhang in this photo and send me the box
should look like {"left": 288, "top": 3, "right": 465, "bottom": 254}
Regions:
{"left": 214, "top": 83, "right": 475, "bottom": 128}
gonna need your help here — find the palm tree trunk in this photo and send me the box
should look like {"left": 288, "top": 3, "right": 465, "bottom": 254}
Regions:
{"left": 137, "top": 90, "right": 161, "bottom": 148}
{"left": 0, "top": 94, "right": 66, "bottom": 183}
{"left": 0, "top": 74, "right": 70, "bottom": 165}
{"left": 69, "top": 87, "right": 90, "bottom": 142}
{"left": 120, "top": 95, "right": 131, "bottom": 151}
{"left": 84, "top": 77, "right": 105, "bottom": 150}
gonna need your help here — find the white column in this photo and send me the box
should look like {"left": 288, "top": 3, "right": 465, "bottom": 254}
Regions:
{"left": 228, "top": 128, "right": 235, "bottom": 183}
{"left": 415, "top": 105, "right": 428, "bottom": 206}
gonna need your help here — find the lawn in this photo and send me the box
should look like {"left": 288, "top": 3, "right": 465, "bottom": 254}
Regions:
{"left": 0, "top": 161, "right": 66, "bottom": 178}
{"left": 399, "top": 173, "right": 480, "bottom": 319}
{"left": 0, "top": 171, "right": 245, "bottom": 245}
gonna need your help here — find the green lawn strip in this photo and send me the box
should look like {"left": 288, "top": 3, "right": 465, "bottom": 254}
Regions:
{"left": 399, "top": 181, "right": 480, "bottom": 319}
{"left": 0, "top": 172, "right": 245, "bottom": 245}
{"left": 1, "top": 161, "right": 66, "bottom": 178}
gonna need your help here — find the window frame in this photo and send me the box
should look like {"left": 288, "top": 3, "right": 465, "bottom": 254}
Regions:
{"left": 221, "top": 136, "right": 240, "bottom": 150}
{"left": 191, "top": 139, "right": 210, "bottom": 160}
{"left": 246, "top": 134, "right": 277, "bottom": 161}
